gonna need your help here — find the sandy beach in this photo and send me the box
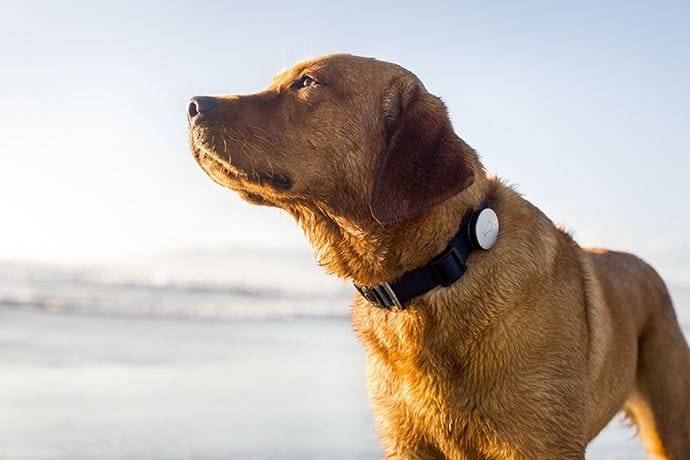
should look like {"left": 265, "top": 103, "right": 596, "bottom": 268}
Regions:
{"left": 0, "top": 304, "right": 653, "bottom": 459}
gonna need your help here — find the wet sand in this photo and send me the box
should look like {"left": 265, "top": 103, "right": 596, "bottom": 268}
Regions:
{"left": 0, "top": 305, "right": 651, "bottom": 459}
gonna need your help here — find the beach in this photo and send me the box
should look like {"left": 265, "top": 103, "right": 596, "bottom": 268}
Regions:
{"left": 0, "top": 304, "right": 655, "bottom": 459}
{"left": 2, "top": 252, "right": 688, "bottom": 459}
{"left": 0, "top": 307, "right": 379, "bottom": 459}
{"left": 3, "top": 1, "right": 690, "bottom": 457}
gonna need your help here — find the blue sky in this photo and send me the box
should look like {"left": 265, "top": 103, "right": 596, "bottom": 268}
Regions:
{"left": 1, "top": 1, "right": 689, "bottom": 283}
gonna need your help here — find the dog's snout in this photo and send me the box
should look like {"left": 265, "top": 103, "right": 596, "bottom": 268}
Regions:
{"left": 188, "top": 96, "right": 217, "bottom": 120}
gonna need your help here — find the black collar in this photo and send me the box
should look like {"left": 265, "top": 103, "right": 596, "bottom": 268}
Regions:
{"left": 354, "top": 201, "right": 499, "bottom": 309}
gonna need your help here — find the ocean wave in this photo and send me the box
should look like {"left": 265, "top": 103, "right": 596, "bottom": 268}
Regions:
{"left": 0, "top": 259, "right": 353, "bottom": 320}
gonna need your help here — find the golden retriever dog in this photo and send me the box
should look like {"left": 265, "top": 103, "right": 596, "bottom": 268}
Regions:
{"left": 187, "top": 54, "right": 690, "bottom": 459}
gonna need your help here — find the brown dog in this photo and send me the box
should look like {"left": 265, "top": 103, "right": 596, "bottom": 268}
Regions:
{"left": 187, "top": 54, "right": 690, "bottom": 459}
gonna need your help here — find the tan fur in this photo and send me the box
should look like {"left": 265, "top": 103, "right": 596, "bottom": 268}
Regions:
{"left": 188, "top": 54, "right": 690, "bottom": 459}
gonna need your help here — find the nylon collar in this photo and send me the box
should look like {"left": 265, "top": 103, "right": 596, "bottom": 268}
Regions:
{"left": 354, "top": 201, "right": 498, "bottom": 309}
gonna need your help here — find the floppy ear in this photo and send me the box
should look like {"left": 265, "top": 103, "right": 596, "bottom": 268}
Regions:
{"left": 370, "top": 79, "right": 475, "bottom": 224}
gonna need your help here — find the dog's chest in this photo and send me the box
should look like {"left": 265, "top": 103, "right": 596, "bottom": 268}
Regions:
{"left": 354, "top": 300, "right": 527, "bottom": 452}
{"left": 362, "top": 339, "right": 522, "bottom": 455}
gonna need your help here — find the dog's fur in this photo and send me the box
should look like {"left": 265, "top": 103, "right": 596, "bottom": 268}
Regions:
{"left": 188, "top": 54, "right": 690, "bottom": 459}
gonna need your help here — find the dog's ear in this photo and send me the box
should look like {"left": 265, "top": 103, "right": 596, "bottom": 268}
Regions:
{"left": 370, "top": 78, "right": 475, "bottom": 224}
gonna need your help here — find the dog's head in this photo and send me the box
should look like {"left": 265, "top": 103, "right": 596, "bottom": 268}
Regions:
{"left": 188, "top": 54, "right": 478, "bottom": 227}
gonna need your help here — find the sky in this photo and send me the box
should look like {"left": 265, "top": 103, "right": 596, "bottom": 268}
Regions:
{"left": 0, "top": 1, "right": 689, "bottom": 283}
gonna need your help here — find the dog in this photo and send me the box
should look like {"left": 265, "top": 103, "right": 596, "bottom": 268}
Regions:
{"left": 187, "top": 54, "right": 690, "bottom": 459}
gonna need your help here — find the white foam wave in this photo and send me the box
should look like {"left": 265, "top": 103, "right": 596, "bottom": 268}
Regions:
{"left": 0, "top": 253, "right": 353, "bottom": 320}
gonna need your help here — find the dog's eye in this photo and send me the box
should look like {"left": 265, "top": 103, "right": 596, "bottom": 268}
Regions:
{"left": 293, "top": 75, "right": 317, "bottom": 89}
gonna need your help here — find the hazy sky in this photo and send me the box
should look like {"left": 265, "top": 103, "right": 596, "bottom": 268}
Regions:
{"left": 1, "top": 1, "right": 689, "bottom": 282}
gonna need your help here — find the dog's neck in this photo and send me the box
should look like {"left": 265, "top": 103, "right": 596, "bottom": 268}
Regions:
{"left": 288, "top": 170, "right": 491, "bottom": 287}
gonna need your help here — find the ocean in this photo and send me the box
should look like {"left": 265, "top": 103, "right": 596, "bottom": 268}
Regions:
{"left": 0, "top": 249, "right": 353, "bottom": 321}
{"left": 1, "top": 248, "right": 688, "bottom": 459}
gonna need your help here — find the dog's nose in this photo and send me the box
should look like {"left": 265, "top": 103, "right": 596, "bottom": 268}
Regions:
{"left": 187, "top": 96, "right": 217, "bottom": 120}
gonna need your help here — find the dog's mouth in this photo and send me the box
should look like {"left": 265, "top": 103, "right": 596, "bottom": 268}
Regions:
{"left": 190, "top": 134, "right": 293, "bottom": 193}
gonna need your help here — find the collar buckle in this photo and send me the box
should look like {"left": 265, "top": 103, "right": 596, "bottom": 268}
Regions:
{"left": 355, "top": 282, "right": 403, "bottom": 309}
